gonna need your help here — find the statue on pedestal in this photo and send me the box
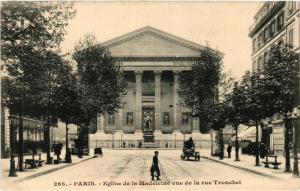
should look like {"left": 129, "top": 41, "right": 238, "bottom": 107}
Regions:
{"left": 144, "top": 112, "right": 153, "bottom": 131}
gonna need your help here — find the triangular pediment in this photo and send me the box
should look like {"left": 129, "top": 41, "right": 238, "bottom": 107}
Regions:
{"left": 99, "top": 26, "right": 222, "bottom": 57}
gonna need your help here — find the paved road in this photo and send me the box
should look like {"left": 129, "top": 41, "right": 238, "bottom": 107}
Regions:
{"left": 6, "top": 150, "right": 300, "bottom": 191}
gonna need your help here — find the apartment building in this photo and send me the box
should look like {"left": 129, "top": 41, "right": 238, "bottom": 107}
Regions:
{"left": 249, "top": 1, "right": 300, "bottom": 154}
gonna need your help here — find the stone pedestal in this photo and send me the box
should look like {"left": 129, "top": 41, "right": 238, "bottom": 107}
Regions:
{"left": 143, "top": 130, "right": 154, "bottom": 142}
{"left": 142, "top": 130, "right": 159, "bottom": 148}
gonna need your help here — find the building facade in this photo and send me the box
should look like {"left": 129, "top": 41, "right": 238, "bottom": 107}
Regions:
{"left": 90, "top": 26, "right": 222, "bottom": 148}
{"left": 249, "top": 1, "right": 300, "bottom": 154}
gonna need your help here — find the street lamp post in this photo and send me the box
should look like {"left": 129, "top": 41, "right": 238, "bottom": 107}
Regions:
{"left": 219, "top": 127, "right": 224, "bottom": 160}
{"left": 292, "top": 107, "right": 299, "bottom": 176}
{"left": 8, "top": 116, "right": 17, "bottom": 177}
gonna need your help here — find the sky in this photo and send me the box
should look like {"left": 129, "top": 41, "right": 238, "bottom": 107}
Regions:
{"left": 61, "top": 1, "right": 262, "bottom": 79}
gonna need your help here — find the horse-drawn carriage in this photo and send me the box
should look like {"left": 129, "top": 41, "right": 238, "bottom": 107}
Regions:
{"left": 180, "top": 140, "right": 200, "bottom": 161}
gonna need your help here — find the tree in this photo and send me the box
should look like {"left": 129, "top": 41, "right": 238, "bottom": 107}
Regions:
{"left": 1, "top": 1, "right": 76, "bottom": 167}
{"left": 210, "top": 72, "right": 235, "bottom": 159}
{"left": 226, "top": 76, "right": 249, "bottom": 162}
{"left": 54, "top": 60, "right": 80, "bottom": 163}
{"left": 240, "top": 71, "right": 268, "bottom": 166}
{"left": 1, "top": 2, "right": 76, "bottom": 56}
{"left": 262, "top": 43, "right": 299, "bottom": 172}
{"left": 178, "top": 46, "right": 223, "bottom": 126}
{"left": 73, "top": 34, "right": 126, "bottom": 128}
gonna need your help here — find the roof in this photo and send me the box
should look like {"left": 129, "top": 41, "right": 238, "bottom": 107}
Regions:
{"left": 98, "top": 26, "right": 224, "bottom": 57}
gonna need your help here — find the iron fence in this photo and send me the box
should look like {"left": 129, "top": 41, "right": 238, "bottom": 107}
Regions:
{"left": 90, "top": 139, "right": 211, "bottom": 149}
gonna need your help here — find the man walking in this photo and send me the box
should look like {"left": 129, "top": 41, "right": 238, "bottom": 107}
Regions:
{"left": 150, "top": 151, "right": 161, "bottom": 181}
{"left": 227, "top": 143, "right": 232, "bottom": 158}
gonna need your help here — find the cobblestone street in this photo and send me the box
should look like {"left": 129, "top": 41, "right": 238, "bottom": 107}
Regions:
{"left": 3, "top": 150, "right": 299, "bottom": 191}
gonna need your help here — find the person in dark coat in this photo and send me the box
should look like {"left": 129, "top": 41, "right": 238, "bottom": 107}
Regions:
{"left": 150, "top": 151, "right": 161, "bottom": 181}
{"left": 227, "top": 143, "right": 232, "bottom": 158}
{"left": 187, "top": 137, "right": 194, "bottom": 149}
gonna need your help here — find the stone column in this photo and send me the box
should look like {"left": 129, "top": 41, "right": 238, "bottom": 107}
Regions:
{"left": 154, "top": 70, "right": 162, "bottom": 131}
{"left": 173, "top": 71, "right": 180, "bottom": 130}
{"left": 135, "top": 70, "right": 143, "bottom": 130}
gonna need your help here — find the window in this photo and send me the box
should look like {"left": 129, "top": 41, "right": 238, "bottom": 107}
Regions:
{"left": 258, "top": 33, "right": 262, "bottom": 48}
{"left": 277, "top": 12, "right": 284, "bottom": 31}
{"left": 257, "top": 57, "right": 262, "bottom": 72}
{"left": 263, "top": 28, "right": 268, "bottom": 43}
{"left": 288, "top": 2, "right": 296, "bottom": 15}
{"left": 288, "top": 28, "right": 294, "bottom": 46}
{"left": 252, "top": 38, "right": 257, "bottom": 52}
{"left": 263, "top": 52, "right": 268, "bottom": 67}
{"left": 253, "top": 60, "right": 258, "bottom": 73}
{"left": 126, "top": 112, "right": 133, "bottom": 125}
{"left": 268, "top": 21, "right": 275, "bottom": 38}
{"left": 108, "top": 115, "right": 115, "bottom": 125}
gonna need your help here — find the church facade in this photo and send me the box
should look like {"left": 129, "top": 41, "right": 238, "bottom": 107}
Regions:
{"left": 91, "top": 26, "right": 223, "bottom": 148}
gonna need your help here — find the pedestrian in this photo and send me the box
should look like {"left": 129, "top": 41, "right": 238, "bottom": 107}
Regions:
{"left": 260, "top": 143, "right": 266, "bottom": 159}
{"left": 227, "top": 143, "right": 232, "bottom": 158}
{"left": 57, "top": 142, "right": 63, "bottom": 161}
{"left": 150, "top": 151, "right": 161, "bottom": 181}
{"left": 139, "top": 141, "right": 142, "bottom": 148}
{"left": 68, "top": 141, "right": 73, "bottom": 153}
{"left": 187, "top": 137, "right": 194, "bottom": 149}
{"left": 51, "top": 141, "right": 56, "bottom": 153}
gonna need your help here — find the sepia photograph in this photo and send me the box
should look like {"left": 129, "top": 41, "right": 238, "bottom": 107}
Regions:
{"left": 1, "top": 1, "right": 300, "bottom": 191}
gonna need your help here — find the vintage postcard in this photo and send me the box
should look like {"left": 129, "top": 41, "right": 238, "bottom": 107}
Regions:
{"left": 1, "top": 1, "right": 300, "bottom": 191}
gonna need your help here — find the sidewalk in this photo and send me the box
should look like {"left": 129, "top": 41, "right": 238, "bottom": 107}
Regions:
{"left": 201, "top": 149, "right": 299, "bottom": 181}
{"left": 1, "top": 149, "right": 94, "bottom": 183}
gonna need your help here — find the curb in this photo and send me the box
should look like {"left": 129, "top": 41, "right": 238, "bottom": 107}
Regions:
{"left": 202, "top": 155, "right": 281, "bottom": 180}
{"left": 14, "top": 156, "right": 95, "bottom": 182}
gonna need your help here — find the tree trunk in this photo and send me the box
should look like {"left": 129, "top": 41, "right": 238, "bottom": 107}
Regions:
{"left": 66, "top": 123, "right": 69, "bottom": 151}
{"left": 255, "top": 120, "right": 260, "bottom": 166}
{"left": 284, "top": 114, "right": 292, "bottom": 172}
{"left": 64, "top": 123, "right": 72, "bottom": 163}
{"left": 210, "top": 132, "right": 213, "bottom": 155}
{"left": 219, "top": 128, "right": 224, "bottom": 160}
{"left": 292, "top": 118, "right": 299, "bottom": 176}
{"left": 18, "top": 114, "right": 24, "bottom": 171}
{"left": 9, "top": 117, "right": 17, "bottom": 177}
{"left": 235, "top": 125, "right": 240, "bottom": 161}
{"left": 45, "top": 116, "right": 51, "bottom": 164}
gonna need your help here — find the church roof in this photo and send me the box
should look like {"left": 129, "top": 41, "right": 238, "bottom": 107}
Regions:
{"left": 99, "top": 26, "right": 224, "bottom": 57}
